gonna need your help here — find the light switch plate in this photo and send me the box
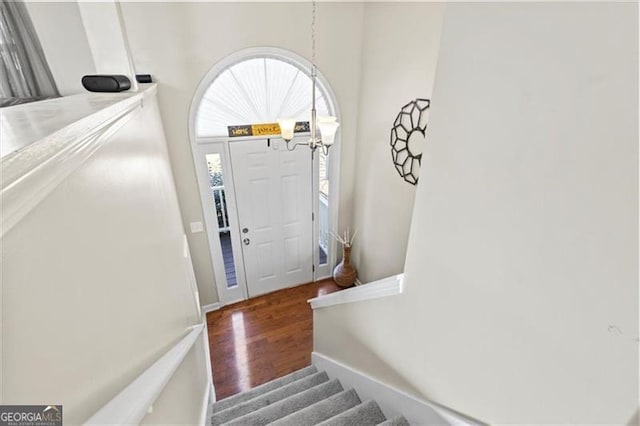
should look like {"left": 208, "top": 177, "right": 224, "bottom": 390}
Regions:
{"left": 190, "top": 221, "right": 204, "bottom": 233}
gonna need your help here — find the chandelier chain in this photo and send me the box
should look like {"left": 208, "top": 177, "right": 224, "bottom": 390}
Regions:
{"left": 278, "top": 0, "right": 337, "bottom": 154}
{"left": 311, "top": 0, "right": 316, "bottom": 70}
{"left": 310, "top": 0, "right": 317, "bottom": 146}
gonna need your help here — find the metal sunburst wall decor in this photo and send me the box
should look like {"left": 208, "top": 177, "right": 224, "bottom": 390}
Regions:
{"left": 390, "top": 98, "right": 430, "bottom": 185}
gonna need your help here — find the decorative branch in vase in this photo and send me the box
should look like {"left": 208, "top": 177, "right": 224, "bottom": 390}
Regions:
{"left": 330, "top": 228, "right": 358, "bottom": 288}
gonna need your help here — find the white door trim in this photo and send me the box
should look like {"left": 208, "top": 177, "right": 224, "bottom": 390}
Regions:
{"left": 192, "top": 142, "right": 248, "bottom": 305}
{"left": 313, "top": 148, "right": 340, "bottom": 280}
{"left": 188, "top": 47, "right": 342, "bottom": 304}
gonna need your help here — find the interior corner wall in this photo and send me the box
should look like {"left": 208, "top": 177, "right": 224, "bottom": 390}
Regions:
{"left": 119, "top": 2, "right": 365, "bottom": 305}
{"left": 77, "top": 1, "right": 137, "bottom": 88}
{"left": 315, "top": 2, "right": 638, "bottom": 424}
{"left": 24, "top": 1, "right": 96, "bottom": 95}
{"left": 350, "top": 3, "right": 444, "bottom": 283}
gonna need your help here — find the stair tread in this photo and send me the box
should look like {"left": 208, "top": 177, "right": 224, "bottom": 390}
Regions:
{"left": 212, "top": 371, "right": 329, "bottom": 425}
{"left": 211, "top": 365, "right": 317, "bottom": 413}
{"left": 316, "top": 400, "right": 387, "bottom": 426}
{"left": 378, "top": 416, "right": 411, "bottom": 426}
{"left": 270, "top": 388, "right": 361, "bottom": 426}
{"left": 223, "top": 379, "right": 343, "bottom": 426}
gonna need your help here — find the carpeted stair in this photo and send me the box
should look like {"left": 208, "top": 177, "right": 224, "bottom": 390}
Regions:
{"left": 210, "top": 366, "right": 411, "bottom": 426}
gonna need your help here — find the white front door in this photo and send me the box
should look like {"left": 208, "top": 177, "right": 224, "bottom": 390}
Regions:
{"left": 230, "top": 138, "right": 313, "bottom": 297}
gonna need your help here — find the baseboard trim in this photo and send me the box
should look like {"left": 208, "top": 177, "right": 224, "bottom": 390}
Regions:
{"left": 201, "top": 303, "right": 221, "bottom": 313}
{"left": 198, "top": 382, "right": 211, "bottom": 426}
{"left": 311, "top": 352, "right": 483, "bottom": 426}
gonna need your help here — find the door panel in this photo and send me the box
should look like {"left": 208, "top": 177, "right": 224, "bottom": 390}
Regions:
{"left": 284, "top": 236, "right": 301, "bottom": 273}
{"left": 230, "top": 139, "right": 312, "bottom": 297}
{"left": 256, "top": 242, "right": 276, "bottom": 279}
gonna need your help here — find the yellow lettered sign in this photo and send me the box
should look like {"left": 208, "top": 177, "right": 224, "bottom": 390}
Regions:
{"left": 227, "top": 121, "right": 310, "bottom": 138}
{"left": 251, "top": 123, "right": 280, "bottom": 136}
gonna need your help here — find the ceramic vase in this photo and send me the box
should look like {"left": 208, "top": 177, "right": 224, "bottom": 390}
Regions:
{"left": 333, "top": 246, "right": 357, "bottom": 288}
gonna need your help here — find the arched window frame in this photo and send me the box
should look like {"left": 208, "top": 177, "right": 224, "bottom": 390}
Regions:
{"left": 188, "top": 47, "right": 341, "bottom": 304}
{"left": 189, "top": 47, "right": 340, "bottom": 142}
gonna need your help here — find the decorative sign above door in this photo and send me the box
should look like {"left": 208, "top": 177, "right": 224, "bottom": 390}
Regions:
{"left": 390, "top": 98, "right": 430, "bottom": 186}
{"left": 228, "top": 121, "right": 310, "bottom": 138}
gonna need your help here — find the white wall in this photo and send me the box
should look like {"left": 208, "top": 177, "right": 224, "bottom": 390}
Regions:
{"left": 351, "top": 3, "right": 444, "bottom": 283}
{"left": 119, "top": 2, "right": 365, "bottom": 305}
{"left": 315, "top": 2, "right": 638, "bottom": 424}
{"left": 77, "top": 1, "right": 137, "bottom": 89}
{"left": 25, "top": 1, "right": 138, "bottom": 95}
{"left": 1, "top": 94, "right": 207, "bottom": 424}
{"left": 25, "top": 1, "right": 96, "bottom": 95}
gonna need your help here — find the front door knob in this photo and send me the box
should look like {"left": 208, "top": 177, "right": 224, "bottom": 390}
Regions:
{"left": 243, "top": 238, "right": 250, "bottom": 245}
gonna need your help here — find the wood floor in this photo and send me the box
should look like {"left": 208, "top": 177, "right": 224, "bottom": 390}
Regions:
{"left": 206, "top": 279, "right": 342, "bottom": 400}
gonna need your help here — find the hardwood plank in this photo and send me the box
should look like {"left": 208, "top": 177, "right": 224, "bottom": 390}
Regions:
{"left": 206, "top": 279, "right": 342, "bottom": 400}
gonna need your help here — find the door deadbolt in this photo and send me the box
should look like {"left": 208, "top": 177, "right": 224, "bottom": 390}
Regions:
{"left": 242, "top": 228, "right": 249, "bottom": 233}
{"left": 243, "top": 238, "right": 250, "bottom": 245}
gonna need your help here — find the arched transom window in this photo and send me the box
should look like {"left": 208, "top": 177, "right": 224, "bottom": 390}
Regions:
{"left": 195, "top": 56, "right": 331, "bottom": 138}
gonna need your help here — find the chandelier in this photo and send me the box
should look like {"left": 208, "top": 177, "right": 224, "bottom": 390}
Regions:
{"left": 277, "top": 0, "right": 339, "bottom": 155}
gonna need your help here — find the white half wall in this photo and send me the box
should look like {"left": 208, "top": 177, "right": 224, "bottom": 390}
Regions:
{"left": 351, "top": 2, "right": 444, "bottom": 283}
{"left": 1, "top": 93, "right": 207, "bottom": 424}
{"left": 314, "top": 2, "right": 638, "bottom": 424}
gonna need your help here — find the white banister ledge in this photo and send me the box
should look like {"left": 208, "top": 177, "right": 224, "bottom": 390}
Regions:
{"left": 309, "top": 274, "right": 404, "bottom": 309}
{"left": 84, "top": 323, "right": 204, "bottom": 425}
{"left": 0, "top": 85, "right": 157, "bottom": 238}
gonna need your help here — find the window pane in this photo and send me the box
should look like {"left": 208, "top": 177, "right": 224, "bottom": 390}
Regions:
{"left": 319, "top": 151, "right": 329, "bottom": 197}
{"left": 319, "top": 151, "right": 329, "bottom": 266}
{"left": 196, "top": 57, "right": 331, "bottom": 137}
{"left": 206, "top": 153, "right": 238, "bottom": 288}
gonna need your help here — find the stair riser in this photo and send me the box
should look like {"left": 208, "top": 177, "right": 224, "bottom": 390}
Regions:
{"left": 209, "top": 365, "right": 413, "bottom": 426}
{"left": 211, "top": 365, "right": 318, "bottom": 413}
{"left": 224, "top": 379, "right": 344, "bottom": 426}
{"left": 270, "top": 388, "right": 362, "bottom": 426}
{"left": 212, "top": 371, "right": 329, "bottom": 425}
